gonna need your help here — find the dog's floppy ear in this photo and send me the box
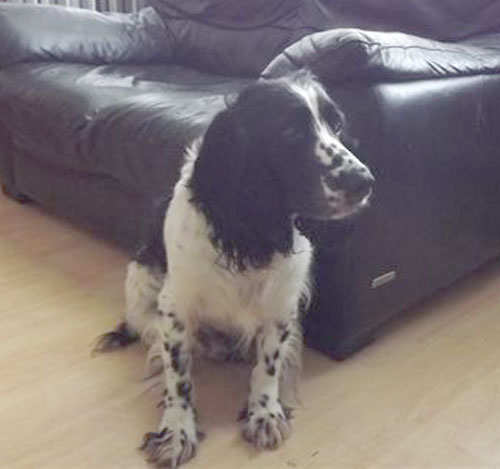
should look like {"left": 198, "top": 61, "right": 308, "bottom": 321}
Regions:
{"left": 192, "top": 107, "right": 249, "bottom": 198}
{"left": 190, "top": 103, "right": 292, "bottom": 270}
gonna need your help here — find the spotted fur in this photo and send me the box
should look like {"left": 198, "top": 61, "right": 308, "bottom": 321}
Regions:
{"left": 96, "top": 71, "right": 374, "bottom": 468}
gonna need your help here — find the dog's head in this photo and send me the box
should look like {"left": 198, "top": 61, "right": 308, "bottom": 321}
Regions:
{"left": 193, "top": 72, "right": 374, "bottom": 222}
{"left": 190, "top": 72, "right": 374, "bottom": 268}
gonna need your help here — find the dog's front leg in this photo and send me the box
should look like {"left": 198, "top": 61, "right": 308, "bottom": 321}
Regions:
{"left": 141, "top": 289, "right": 200, "bottom": 468}
{"left": 241, "top": 320, "right": 298, "bottom": 450}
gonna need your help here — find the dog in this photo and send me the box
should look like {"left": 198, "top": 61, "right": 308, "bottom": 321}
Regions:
{"left": 96, "top": 71, "right": 374, "bottom": 468}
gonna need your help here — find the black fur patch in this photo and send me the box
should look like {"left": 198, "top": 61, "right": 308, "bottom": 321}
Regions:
{"left": 265, "top": 354, "right": 272, "bottom": 368}
{"left": 170, "top": 342, "right": 188, "bottom": 375}
{"left": 331, "top": 154, "right": 343, "bottom": 169}
{"left": 140, "top": 427, "right": 172, "bottom": 450}
{"left": 277, "top": 321, "right": 287, "bottom": 331}
{"left": 176, "top": 380, "right": 193, "bottom": 403}
{"left": 173, "top": 318, "right": 185, "bottom": 333}
{"left": 180, "top": 429, "right": 188, "bottom": 448}
{"left": 94, "top": 322, "right": 138, "bottom": 352}
{"left": 171, "top": 342, "right": 181, "bottom": 359}
{"left": 280, "top": 329, "right": 290, "bottom": 343}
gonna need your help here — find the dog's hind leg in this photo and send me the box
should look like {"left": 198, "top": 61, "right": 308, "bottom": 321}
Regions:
{"left": 94, "top": 261, "right": 165, "bottom": 353}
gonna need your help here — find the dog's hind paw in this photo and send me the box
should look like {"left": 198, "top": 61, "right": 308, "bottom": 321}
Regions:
{"left": 92, "top": 322, "right": 138, "bottom": 353}
{"left": 241, "top": 401, "right": 292, "bottom": 450}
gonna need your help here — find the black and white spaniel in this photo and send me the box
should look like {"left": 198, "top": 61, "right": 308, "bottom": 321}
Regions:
{"left": 96, "top": 71, "right": 374, "bottom": 468}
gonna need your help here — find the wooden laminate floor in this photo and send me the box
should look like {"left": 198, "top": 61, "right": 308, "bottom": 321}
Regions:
{"left": 1, "top": 193, "right": 500, "bottom": 468}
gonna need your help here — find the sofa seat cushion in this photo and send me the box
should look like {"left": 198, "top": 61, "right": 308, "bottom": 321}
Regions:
{"left": 0, "top": 62, "right": 250, "bottom": 195}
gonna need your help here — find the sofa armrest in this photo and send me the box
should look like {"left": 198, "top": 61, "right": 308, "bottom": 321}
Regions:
{"left": 0, "top": 4, "right": 173, "bottom": 68}
{"left": 262, "top": 28, "right": 500, "bottom": 82}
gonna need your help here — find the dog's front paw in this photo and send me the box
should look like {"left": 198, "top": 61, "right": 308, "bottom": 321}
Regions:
{"left": 141, "top": 412, "right": 199, "bottom": 468}
{"left": 240, "top": 401, "right": 292, "bottom": 450}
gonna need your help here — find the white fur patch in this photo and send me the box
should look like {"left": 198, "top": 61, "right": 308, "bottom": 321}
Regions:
{"left": 125, "top": 261, "right": 164, "bottom": 341}
{"left": 161, "top": 149, "right": 313, "bottom": 341}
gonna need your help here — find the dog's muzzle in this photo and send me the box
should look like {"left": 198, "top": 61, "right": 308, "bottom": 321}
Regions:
{"left": 338, "top": 167, "right": 375, "bottom": 205}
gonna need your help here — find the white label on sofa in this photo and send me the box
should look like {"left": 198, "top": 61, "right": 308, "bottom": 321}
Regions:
{"left": 371, "top": 270, "right": 397, "bottom": 289}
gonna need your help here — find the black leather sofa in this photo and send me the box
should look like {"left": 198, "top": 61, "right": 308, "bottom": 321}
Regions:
{"left": 1, "top": 0, "right": 500, "bottom": 359}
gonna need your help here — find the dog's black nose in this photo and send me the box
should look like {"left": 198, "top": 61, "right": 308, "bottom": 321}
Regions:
{"left": 338, "top": 169, "right": 375, "bottom": 199}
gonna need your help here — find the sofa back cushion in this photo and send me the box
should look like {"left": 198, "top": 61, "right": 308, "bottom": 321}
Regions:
{"left": 147, "top": 0, "right": 500, "bottom": 77}
{"left": 148, "top": 0, "right": 306, "bottom": 77}
{"left": 299, "top": 0, "right": 500, "bottom": 42}
{"left": 0, "top": 3, "right": 173, "bottom": 67}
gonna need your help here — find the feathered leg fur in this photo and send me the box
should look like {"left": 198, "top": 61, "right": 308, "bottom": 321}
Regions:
{"left": 140, "top": 284, "right": 200, "bottom": 468}
{"left": 240, "top": 318, "right": 302, "bottom": 449}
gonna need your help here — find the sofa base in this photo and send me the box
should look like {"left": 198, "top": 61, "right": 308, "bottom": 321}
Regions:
{"left": 8, "top": 150, "right": 150, "bottom": 254}
{"left": 2, "top": 181, "right": 32, "bottom": 204}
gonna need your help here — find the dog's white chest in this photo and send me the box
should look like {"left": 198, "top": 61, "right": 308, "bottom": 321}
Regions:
{"left": 163, "top": 186, "right": 313, "bottom": 334}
